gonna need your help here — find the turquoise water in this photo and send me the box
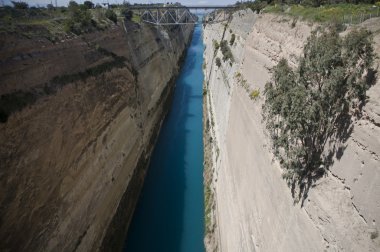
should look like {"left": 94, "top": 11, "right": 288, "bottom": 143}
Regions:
{"left": 124, "top": 24, "right": 205, "bottom": 252}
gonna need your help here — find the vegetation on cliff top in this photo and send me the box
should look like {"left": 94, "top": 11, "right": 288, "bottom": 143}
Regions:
{"left": 264, "top": 3, "right": 380, "bottom": 23}
{"left": 0, "top": 1, "right": 140, "bottom": 38}
{"left": 263, "top": 28, "right": 375, "bottom": 202}
{"left": 63, "top": 1, "right": 95, "bottom": 34}
{"left": 238, "top": 1, "right": 380, "bottom": 24}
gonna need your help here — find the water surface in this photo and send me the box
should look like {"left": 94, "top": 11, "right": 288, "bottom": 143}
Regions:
{"left": 124, "top": 24, "right": 205, "bottom": 252}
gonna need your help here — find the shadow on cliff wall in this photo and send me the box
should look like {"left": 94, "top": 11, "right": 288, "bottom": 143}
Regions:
{"left": 297, "top": 68, "right": 378, "bottom": 207}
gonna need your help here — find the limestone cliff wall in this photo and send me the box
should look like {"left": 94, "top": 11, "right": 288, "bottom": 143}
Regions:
{"left": 203, "top": 10, "right": 380, "bottom": 252}
{"left": 0, "top": 21, "right": 193, "bottom": 251}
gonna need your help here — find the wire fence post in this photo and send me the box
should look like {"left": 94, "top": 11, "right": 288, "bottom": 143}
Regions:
{"left": 342, "top": 8, "right": 380, "bottom": 26}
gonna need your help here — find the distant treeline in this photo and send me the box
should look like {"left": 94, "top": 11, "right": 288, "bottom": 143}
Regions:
{"left": 7, "top": 1, "right": 185, "bottom": 9}
{"left": 238, "top": 0, "right": 379, "bottom": 13}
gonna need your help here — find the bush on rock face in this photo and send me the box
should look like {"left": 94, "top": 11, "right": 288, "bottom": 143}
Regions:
{"left": 220, "top": 40, "right": 234, "bottom": 63}
{"left": 215, "top": 57, "right": 221, "bottom": 68}
{"left": 230, "top": 34, "right": 236, "bottom": 46}
{"left": 263, "top": 28, "right": 374, "bottom": 201}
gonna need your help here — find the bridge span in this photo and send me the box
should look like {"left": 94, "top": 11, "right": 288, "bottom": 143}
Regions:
{"left": 129, "top": 5, "right": 236, "bottom": 25}
{"left": 129, "top": 5, "right": 236, "bottom": 10}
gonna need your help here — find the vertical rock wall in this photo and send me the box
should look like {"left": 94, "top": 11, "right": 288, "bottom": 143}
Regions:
{"left": 0, "top": 21, "right": 193, "bottom": 251}
{"left": 203, "top": 10, "right": 380, "bottom": 252}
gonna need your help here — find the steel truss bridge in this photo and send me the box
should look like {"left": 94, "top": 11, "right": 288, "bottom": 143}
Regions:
{"left": 129, "top": 5, "right": 237, "bottom": 25}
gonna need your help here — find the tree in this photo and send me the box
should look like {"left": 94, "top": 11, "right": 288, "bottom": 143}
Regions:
{"left": 65, "top": 0, "right": 93, "bottom": 34}
{"left": 68, "top": 1, "right": 79, "bottom": 11}
{"left": 121, "top": 8, "right": 133, "bottom": 20}
{"left": 263, "top": 28, "right": 374, "bottom": 200}
{"left": 245, "top": 0, "right": 268, "bottom": 13}
{"left": 105, "top": 9, "right": 117, "bottom": 23}
{"left": 83, "top": 1, "right": 94, "bottom": 9}
{"left": 11, "top": 1, "right": 28, "bottom": 9}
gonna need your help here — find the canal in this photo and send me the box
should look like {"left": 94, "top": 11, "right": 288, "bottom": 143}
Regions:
{"left": 124, "top": 23, "right": 205, "bottom": 252}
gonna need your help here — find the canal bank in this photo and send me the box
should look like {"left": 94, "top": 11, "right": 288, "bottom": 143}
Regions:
{"left": 124, "top": 24, "right": 205, "bottom": 252}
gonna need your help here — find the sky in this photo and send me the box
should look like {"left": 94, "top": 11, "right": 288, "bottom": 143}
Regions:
{"left": 2, "top": 0, "right": 242, "bottom": 7}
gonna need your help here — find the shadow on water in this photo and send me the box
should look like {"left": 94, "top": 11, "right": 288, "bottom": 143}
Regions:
{"left": 124, "top": 24, "right": 204, "bottom": 252}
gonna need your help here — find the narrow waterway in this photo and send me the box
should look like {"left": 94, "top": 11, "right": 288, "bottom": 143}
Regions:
{"left": 124, "top": 24, "right": 205, "bottom": 252}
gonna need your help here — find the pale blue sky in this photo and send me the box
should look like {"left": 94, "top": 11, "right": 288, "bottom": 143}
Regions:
{"left": 3, "top": 0, "right": 242, "bottom": 7}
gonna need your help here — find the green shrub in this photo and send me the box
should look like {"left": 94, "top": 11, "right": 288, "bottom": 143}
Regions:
{"left": 63, "top": 19, "right": 74, "bottom": 33}
{"left": 213, "top": 40, "right": 220, "bottom": 51}
{"left": 245, "top": 0, "right": 268, "bottom": 13}
{"left": 64, "top": 2, "right": 94, "bottom": 34}
{"left": 250, "top": 89, "right": 260, "bottom": 100}
{"left": 230, "top": 33, "right": 236, "bottom": 46}
{"left": 203, "top": 88, "right": 208, "bottom": 96}
{"left": 215, "top": 57, "right": 221, "bottom": 68}
{"left": 220, "top": 40, "right": 234, "bottom": 62}
{"left": 264, "top": 3, "right": 380, "bottom": 24}
{"left": 263, "top": 28, "right": 374, "bottom": 199}
{"left": 11, "top": 1, "right": 28, "bottom": 9}
{"left": 105, "top": 9, "right": 117, "bottom": 23}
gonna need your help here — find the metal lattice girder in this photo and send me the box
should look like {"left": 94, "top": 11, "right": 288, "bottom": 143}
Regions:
{"left": 132, "top": 5, "right": 236, "bottom": 25}
{"left": 140, "top": 8, "right": 198, "bottom": 25}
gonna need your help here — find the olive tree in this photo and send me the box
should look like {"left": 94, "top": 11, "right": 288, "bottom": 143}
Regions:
{"left": 263, "top": 28, "right": 374, "bottom": 199}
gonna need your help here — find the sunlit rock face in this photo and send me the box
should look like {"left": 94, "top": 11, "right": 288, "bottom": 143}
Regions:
{"left": 203, "top": 9, "right": 380, "bottom": 252}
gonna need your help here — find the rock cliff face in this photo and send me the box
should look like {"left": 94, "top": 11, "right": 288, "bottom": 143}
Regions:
{"left": 0, "top": 21, "right": 193, "bottom": 251}
{"left": 203, "top": 10, "right": 380, "bottom": 252}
